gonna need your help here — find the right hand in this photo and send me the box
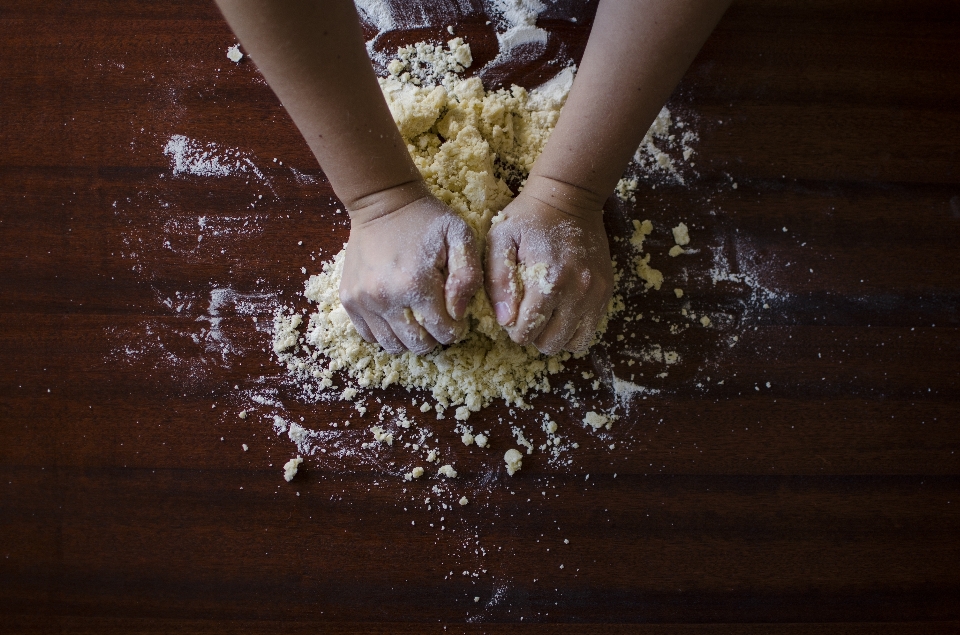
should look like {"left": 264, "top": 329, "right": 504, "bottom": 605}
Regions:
{"left": 340, "top": 187, "right": 483, "bottom": 355}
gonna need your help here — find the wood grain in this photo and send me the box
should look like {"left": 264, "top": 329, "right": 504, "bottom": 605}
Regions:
{"left": 1, "top": 1, "right": 958, "bottom": 632}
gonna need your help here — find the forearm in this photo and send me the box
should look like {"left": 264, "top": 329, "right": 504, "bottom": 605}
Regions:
{"left": 214, "top": 0, "right": 424, "bottom": 217}
{"left": 529, "top": 0, "right": 731, "bottom": 208}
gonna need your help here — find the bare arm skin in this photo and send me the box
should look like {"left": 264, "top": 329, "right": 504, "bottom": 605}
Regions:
{"left": 214, "top": 0, "right": 482, "bottom": 354}
{"left": 487, "top": 0, "right": 731, "bottom": 355}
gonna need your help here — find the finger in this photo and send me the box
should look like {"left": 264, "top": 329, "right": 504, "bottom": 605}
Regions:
{"left": 364, "top": 312, "right": 405, "bottom": 355}
{"left": 485, "top": 223, "right": 521, "bottom": 326}
{"left": 444, "top": 223, "right": 483, "bottom": 321}
{"left": 387, "top": 308, "right": 439, "bottom": 355}
{"left": 508, "top": 257, "right": 559, "bottom": 346}
{"left": 410, "top": 293, "right": 461, "bottom": 346}
{"left": 567, "top": 304, "right": 607, "bottom": 353}
{"left": 343, "top": 305, "right": 376, "bottom": 344}
{"left": 534, "top": 305, "right": 583, "bottom": 357}
{"left": 510, "top": 301, "right": 554, "bottom": 347}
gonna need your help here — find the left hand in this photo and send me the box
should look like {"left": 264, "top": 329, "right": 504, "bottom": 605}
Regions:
{"left": 484, "top": 179, "right": 614, "bottom": 356}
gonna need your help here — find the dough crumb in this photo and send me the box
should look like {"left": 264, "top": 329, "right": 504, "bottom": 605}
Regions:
{"left": 474, "top": 433, "right": 488, "bottom": 448}
{"left": 370, "top": 426, "right": 394, "bottom": 446}
{"left": 583, "top": 411, "right": 617, "bottom": 430}
{"left": 238, "top": 410, "right": 247, "bottom": 419}
{"left": 438, "top": 464, "right": 458, "bottom": 478}
{"left": 700, "top": 315, "right": 712, "bottom": 327}
{"left": 668, "top": 245, "right": 686, "bottom": 257}
{"left": 630, "top": 219, "right": 654, "bottom": 251}
{"left": 674, "top": 288, "right": 684, "bottom": 298}
{"left": 283, "top": 456, "right": 303, "bottom": 482}
{"left": 458, "top": 496, "right": 469, "bottom": 506}
{"left": 242, "top": 444, "right": 248, "bottom": 452}
{"left": 226, "top": 45, "right": 243, "bottom": 63}
{"left": 504, "top": 449, "right": 523, "bottom": 476}
{"left": 672, "top": 222, "right": 690, "bottom": 246}
{"left": 404, "top": 466, "right": 425, "bottom": 481}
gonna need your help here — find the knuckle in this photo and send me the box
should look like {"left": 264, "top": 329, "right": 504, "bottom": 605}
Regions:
{"left": 578, "top": 268, "right": 593, "bottom": 291}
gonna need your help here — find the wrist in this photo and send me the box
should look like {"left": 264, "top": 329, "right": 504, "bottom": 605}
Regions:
{"left": 519, "top": 174, "right": 607, "bottom": 222}
{"left": 345, "top": 179, "right": 432, "bottom": 226}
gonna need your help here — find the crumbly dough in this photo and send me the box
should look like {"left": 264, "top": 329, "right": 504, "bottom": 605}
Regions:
{"left": 226, "top": 45, "right": 243, "bottom": 63}
{"left": 370, "top": 426, "right": 394, "bottom": 446}
{"left": 672, "top": 222, "right": 690, "bottom": 246}
{"left": 504, "top": 448, "right": 523, "bottom": 476}
{"left": 583, "top": 411, "right": 616, "bottom": 430}
{"left": 275, "top": 39, "right": 612, "bottom": 413}
{"left": 283, "top": 456, "right": 303, "bottom": 482}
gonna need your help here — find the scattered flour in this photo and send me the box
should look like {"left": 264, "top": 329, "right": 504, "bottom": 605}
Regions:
{"left": 615, "top": 108, "right": 699, "bottom": 200}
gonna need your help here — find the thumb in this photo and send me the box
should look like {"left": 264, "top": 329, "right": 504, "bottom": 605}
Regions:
{"left": 444, "top": 222, "right": 483, "bottom": 320}
{"left": 485, "top": 222, "right": 521, "bottom": 326}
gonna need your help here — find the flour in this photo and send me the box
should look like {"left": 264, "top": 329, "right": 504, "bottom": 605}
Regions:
{"left": 615, "top": 107, "right": 699, "bottom": 199}
{"left": 163, "top": 135, "right": 265, "bottom": 181}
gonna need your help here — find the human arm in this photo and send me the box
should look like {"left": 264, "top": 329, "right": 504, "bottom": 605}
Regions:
{"left": 214, "top": 0, "right": 481, "bottom": 353}
{"left": 486, "top": 0, "right": 731, "bottom": 354}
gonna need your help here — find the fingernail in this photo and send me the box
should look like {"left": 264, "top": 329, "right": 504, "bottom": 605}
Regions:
{"left": 494, "top": 301, "right": 511, "bottom": 325}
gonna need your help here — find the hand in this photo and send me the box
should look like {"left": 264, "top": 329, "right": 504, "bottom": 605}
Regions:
{"left": 485, "top": 177, "right": 614, "bottom": 355}
{"left": 340, "top": 188, "right": 482, "bottom": 355}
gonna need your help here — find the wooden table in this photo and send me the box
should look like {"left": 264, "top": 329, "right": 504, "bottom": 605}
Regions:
{"left": 2, "top": 1, "right": 958, "bottom": 632}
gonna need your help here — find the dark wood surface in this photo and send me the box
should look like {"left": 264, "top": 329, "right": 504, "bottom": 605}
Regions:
{"left": 2, "top": 1, "right": 959, "bottom": 632}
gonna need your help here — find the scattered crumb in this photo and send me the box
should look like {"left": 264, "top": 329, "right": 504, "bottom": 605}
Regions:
{"left": 504, "top": 449, "right": 524, "bottom": 476}
{"left": 371, "top": 426, "right": 394, "bottom": 446}
{"left": 404, "top": 466, "right": 425, "bottom": 481}
{"left": 583, "top": 411, "right": 615, "bottom": 430}
{"left": 283, "top": 456, "right": 303, "bottom": 482}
